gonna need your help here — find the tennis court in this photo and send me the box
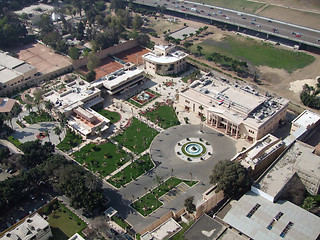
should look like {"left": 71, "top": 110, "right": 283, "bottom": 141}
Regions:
{"left": 114, "top": 46, "right": 150, "bottom": 66}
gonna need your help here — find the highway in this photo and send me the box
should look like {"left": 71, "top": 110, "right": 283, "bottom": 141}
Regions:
{"left": 132, "top": 0, "right": 320, "bottom": 48}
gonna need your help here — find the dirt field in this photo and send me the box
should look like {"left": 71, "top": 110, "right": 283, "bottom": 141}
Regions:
{"left": 259, "top": 5, "right": 320, "bottom": 30}
{"left": 14, "top": 43, "right": 72, "bottom": 74}
{"left": 79, "top": 57, "right": 123, "bottom": 80}
{"left": 253, "top": 0, "right": 320, "bottom": 12}
{"left": 114, "top": 46, "right": 150, "bottom": 66}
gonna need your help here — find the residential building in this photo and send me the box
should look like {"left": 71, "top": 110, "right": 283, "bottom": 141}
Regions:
{"left": 68, "top": 233, "right": 85, "bottom": 240}
{"left": 0, "top": 213, "right": 53, "bottom": 240}
{"left": 142, "top": 44, "right": 188, "bottom": 75}
{"left": 44, "top": 78, "right": 110, "bottom": 137}
{"left": 223, "top": 191, "right": 320, "bottom": 240}
{"left": 179, "top": 74, "right": 289, "bottom": 141}
{"left": 91, "top": 63, "right": 145, "bottom": 95}
{"left": 0, "top": 51, "right": 37, "bottom": 92}
{"left": 232, "top": 134, "right": 285, "bottom": 177}
{"left": 252, "top": 140, "right": 320, "bottom": 202}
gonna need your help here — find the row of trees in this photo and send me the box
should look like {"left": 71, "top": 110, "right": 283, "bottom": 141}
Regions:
{"left": 0, "top": 140, "right": 104, "bottom": 212}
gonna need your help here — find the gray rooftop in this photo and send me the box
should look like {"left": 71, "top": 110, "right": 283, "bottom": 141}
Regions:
{"left": 223, "top": 191, "right": 320, "bottom": 240}
{"left": 0, "top": 52, "right": 24, "bottom": 69}
{"left": 184, "top": 214, "right": 226, "bottom": 240}
{"left": 253, "top": 140, "right": 320, "bottom": 200}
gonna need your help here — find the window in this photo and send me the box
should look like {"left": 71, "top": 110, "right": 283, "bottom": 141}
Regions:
{"left": 246, "top": 204, "right": 260, "bottom": 218}
{"left": 185, "top": 100, "right": 190, "bottom": 104}
{"left": 280, "top": 222, "right": 294, "bottom": 238}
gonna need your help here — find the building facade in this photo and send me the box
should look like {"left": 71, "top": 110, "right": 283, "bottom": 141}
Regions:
{"left": 142, "top": 44, "right": 188, "bottom": 75}
{"left": 179, "top": 74, "right": 289, "bottom": 142}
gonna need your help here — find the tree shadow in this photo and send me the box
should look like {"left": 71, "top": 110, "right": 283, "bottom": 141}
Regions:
{"left": 51, "top": 227, "right": 69, "bottom": 240}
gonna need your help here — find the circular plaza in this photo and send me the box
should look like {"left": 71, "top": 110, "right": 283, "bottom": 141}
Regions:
{"left": 149, "top": 124, "right": 237, "bottom": 183}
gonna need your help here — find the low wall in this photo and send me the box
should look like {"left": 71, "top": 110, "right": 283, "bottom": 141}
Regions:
{"left": 195, "top": 190, "right": 224, "bottom": 219}
{"left": 72, "top": 39, "right": 139, "bottom": 69}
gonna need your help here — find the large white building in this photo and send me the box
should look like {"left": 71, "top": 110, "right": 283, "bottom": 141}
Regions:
{"left": 179, "top": 74, "right": 289, "bottom": 141}
{"left": 91, "top": 63, "right": 145, "bottom": 95}
{"left": 44, "top": 78, "right": 110, "bottom": 137}
{"left": 0, "top": 51, "right": 37, "bottom": 92}
{"left": 142, "top": 44, "right": 188, "bottom": 75}
{"left": 0, "top": 213, "right": 52, "bottom": 240}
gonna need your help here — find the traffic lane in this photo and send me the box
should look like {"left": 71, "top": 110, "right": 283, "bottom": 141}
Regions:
{"left": 137, "top": 0, "right": 320, "bottom": 43}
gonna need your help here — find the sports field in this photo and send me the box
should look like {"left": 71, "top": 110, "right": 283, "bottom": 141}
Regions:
{"left": 79, "top": 57, "right": 123, "bottom": 80}
{"left": 114, "top": 46, "right": 150, "bottom": 66}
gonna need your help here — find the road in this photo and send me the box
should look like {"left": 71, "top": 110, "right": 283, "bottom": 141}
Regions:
{"left": 132, "top": 0, "right": 320, "bottom": 48}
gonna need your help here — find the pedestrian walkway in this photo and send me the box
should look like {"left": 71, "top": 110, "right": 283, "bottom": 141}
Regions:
{"left": 159, "top": 182, "right": 189, "bottom": 203}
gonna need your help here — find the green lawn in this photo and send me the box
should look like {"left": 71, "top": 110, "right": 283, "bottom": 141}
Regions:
{"left": 191, "top": 0, "right": 264, "bottom": 13}
{"left": 57, "top": 129, "right": 83, "bottom": 152}
{"left": 23, "top": 111, "right": 53, "bottom": 124}
{"left": 72, "top": 142, "right": 130, "bottom": 177}
{"left": 94, "top": 108, "right": 121, "bottom": 124}
{"left": 107, "top": 155, "right": 155, "bottom": 188}
{"left": 113, "top": 118, "right": 159, "bottom": 154}
{"left": 111, "top": 215, "right": 131, "bottom": 230}
{"left": 190, "top": 36, "right": 315, "bottom": 73}
{"left": 7, "top": 136, "right": 22, "bottom": 148}
{"left": 47, "top": 202, "right": 86, "bottom": 240}
{"left": 142, "top": 104, "right": 180, "bottom": 129}
{"left": 131, "top": 177, "right": 198, "bottom": 216}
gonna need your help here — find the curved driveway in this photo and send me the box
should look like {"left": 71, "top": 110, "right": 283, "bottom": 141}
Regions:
{"left": 149, "top": 124, "right": 237, "bottom": 183}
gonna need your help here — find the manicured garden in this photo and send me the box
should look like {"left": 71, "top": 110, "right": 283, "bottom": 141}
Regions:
{"left": 127, "top": 89, "right": 160, "bottom": 108}
{"left": 111, "top": 215, "right": 131, "bottom": 230}
{"left": 72, "top": 142, "right": 130, "bottom": 177}
{"left": 107, "top": 155, "right": 154, "bottom": 188}
{"left": 141, "top": 103, "right": 180, "bottom": 129}
{"left": 131, "top": 177, "right": 198, "bottom": 216}
{"left": 45, "top": 201, "right": 86, "bottom": 240}
{"left": 189, "top": 36, "right": 315, "bottom": 73}
{"left": 57, "top": 129, "right": 83, "bottom": 152}
{"left": 113, "top": 118, "right": 158, "bottom": 154}
{"left": 23, "top": 110, "right": 53, "bottom": 124}
{"left": 94, "top": 108, "right": 121, "bottom": 124}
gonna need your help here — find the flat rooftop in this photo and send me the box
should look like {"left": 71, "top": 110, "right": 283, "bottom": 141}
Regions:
{"left": 254, "top": 140, "right": 320, "bottom": 199}
{"left": 184, "top": 214, "right": 226, "bottom": 240}
{"left": 44, "top": 79, "right": 101, "bottom": 113}
{"left": 0, "top": 51, "right": 24, "bottom": 69}
{"left": 292, "top": 110, "right": 320, "bottom": 127}
{"left": 141, "top": 218, "right": 181, "bottom": 240}
{"left": 0, "top": 69, "right": 21, "bottom": 84}
{"left": 223, "top": 191, "right": 320, "bottom": 240}
{"left": 91, "top": 67, "right": 144, "bottom": 90}
{"left": 142, "top": 50, "right": 188, "bottom": 64}
{"left": 181, "top": 76, "right": 289, "bottom": 128}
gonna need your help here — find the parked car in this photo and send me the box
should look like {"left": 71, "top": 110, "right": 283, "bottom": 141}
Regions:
{"left": 9, "top": 169, "right": 17, "bottom": 174}
{"left": 110, "top": 228, "right": 119, "bottom": 235}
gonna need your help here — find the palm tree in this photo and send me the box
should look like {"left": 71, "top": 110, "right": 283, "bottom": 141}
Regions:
{"left": 54, "top": 126, "right": 62, "bottom": 142}
{"left": 45, "top": 101, "right": 54, "bottom": 120}
{"left": 5, "top": 113, "right": 13, "bottom": 128}
{"left": 302, "top": 197, "right": 316, "bottom": 211}
{"left": 154, "top": 175, "right": 163, "bottom": 187}
{"left": 26, "top": 103, "right": 33, "bottom": 114}
{"left": 45, "top": 129, "right": 51, "bottom": 142}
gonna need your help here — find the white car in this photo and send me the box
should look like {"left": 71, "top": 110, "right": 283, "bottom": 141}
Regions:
{"left": 226, "top": 17, "right": 230, "bottom": 20}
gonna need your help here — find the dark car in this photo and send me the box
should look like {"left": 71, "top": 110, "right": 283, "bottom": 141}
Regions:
{"left": 110, "top": 228, "right": 119, "bottom": 235}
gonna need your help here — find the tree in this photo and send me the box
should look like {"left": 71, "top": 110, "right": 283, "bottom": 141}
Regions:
{"left": 87, "top": 52, "right": 100, "bottom": 71}
{"left": 132, "top": 14, "right": 143, "bottom": 31}
{"left": 210, "top": 160, "right": 252, "bottom": 198}
{"left": 184, "top": 196, "right": 196, "bottom": 214}
{"left": 302, "top": 197, "right": 316, "bottom": 211}
{"left": 86, "top": 70, "right": 96, "bottom": 82}
{"left": 68, "top": 46, "right": 80, "bottom": 60}
{"left": 137, "top": 33, "right": 151, "bottom": 47}
{"left": 110, "top": 0, "right": 125, "bottom": 10}
{"left": 196, "top": 45, "right": 203, "bottom": 55}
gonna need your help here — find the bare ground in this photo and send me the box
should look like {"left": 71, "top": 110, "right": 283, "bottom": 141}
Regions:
{"left": 149, "top": 13, "right": 320, "bottom": 112}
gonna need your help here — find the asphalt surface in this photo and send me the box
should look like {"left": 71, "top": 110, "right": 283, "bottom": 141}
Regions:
{"left": 133, "top": 0, "right": 320, "bottom": 48}
{"left": 104, "top": 124, "right": 237, "bottom": 232}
